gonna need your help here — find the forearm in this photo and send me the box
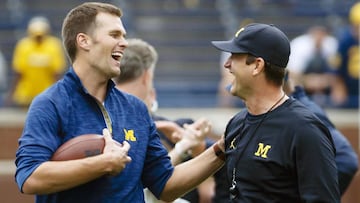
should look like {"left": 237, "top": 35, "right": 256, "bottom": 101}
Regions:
{"left": 169, "top": 139, "right": 206, "bottom": 165}
{"left": 168, "top": 149, "right": 184, "bottom": 165}
{"left": 160, "top": 144, "right": 224, "bottom": 202}
{"left": 22, "top": 154, "right": 111, "bottom": 194}
{"left": 191, "top": 141, "right": 206, "bottom": 157}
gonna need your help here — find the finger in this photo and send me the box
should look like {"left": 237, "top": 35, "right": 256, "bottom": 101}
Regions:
{"left": 122, "top": 141, "right": 132, "bottom": 163}
{"left": 204, "top": 122, "right": 212, "bottom": 132}
{"left": 125, "top": 156, "right": 132, "bottom": 163}
{"left": 170, "top": 132, "right": 180, "bottom": 143}
{"left": 103, "top": 128, "right": 113, "bottom": 144}
{"left": 193, "top": 118, "right": 207, "bottom": 128}
{"left": 122, "top": 141, "right": 131, "bottom": 152}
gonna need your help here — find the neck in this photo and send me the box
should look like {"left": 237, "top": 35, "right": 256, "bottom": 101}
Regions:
{"left": 116, "top": 79, "right": 146, "bottom": 101}
{"left": 72, "top": 61, "right": 108, "bottom": 102}
{"left": 246, "top": 91, "right": 287, "bottom": 115}
{"left": 268, "top": 92, "right": 286, "bottom": 112}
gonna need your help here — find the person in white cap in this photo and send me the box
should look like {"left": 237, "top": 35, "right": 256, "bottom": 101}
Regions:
{"left": 10, "top": 16, "right": 66, "bottom": 107}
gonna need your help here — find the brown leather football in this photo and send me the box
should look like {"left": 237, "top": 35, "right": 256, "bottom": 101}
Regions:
{"left": 51, "top": 134, "right": 105, "bottom": 161}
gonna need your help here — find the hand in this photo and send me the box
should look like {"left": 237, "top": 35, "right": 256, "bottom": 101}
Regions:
{"left": 190, "top": 117, "right": 212, "bottom": 138}
{"left": 155, "top": 120, "right": 184, "bottom": 143}
{"left": 182, "top": 118, "right": 211, "bottom": 145}
{"left": 175, "top": 118, "right": 211, "bottom": 155}
{"left": 102, "top": 128, "right": 132, "bottom": 176}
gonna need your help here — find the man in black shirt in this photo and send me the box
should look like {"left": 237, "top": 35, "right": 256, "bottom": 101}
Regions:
{"left": 211, "top": 23, "right": 339, "bottom": 202}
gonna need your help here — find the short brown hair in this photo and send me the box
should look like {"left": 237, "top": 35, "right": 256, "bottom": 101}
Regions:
{"left": 61, "top": 2, "right": 122, "bottom": 63}
{"left": 246, "top": 54, "right": 285, "bottom": 86}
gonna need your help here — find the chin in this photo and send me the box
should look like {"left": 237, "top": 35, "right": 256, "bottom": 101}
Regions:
{"left": 229, "top": 86, "right": 236, "bottom": 95}
{"left": 109, "top": 71, "right": 120, "bottom": 79}
{"left": 112, "top": 66, "right": 121, "bottom": 75}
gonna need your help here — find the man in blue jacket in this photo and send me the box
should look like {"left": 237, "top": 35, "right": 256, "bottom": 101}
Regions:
{"left": 15, "top": 2, "right": 225, "bottom": 202}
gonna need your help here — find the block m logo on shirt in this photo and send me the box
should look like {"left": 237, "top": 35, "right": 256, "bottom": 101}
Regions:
{"left": 124, "top": 129, "right": 137, "bottom": 141}
{"left": 254, "top": 143, "right": 271, "bottom": 158}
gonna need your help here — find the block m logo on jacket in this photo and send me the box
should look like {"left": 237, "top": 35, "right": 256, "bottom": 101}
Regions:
{"left": 254, "top": 143, "right": 271, "bottom": 158}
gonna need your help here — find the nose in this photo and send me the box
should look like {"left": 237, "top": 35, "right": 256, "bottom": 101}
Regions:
{"left": 118, "top": 38, "right": 128, "bottom": 48}
{"left": 224, "top": 56, "right": 231, "bottom": 69}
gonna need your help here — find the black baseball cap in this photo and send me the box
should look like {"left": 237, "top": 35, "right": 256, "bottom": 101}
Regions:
{"left": 211, "top": 23, "right": 290, "bottom": 68}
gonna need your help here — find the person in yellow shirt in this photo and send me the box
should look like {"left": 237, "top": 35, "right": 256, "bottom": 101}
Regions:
{"left": 10, "top": 16, "right": 66, "bottom": 107}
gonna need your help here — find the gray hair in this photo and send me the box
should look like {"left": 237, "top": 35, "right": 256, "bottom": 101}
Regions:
{"left": 115, "top": 38, "right": 158, "bottom": 84}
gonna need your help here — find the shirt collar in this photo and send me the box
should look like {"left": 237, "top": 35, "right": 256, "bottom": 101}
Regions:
{"left": 63, "top": 67, "right": 116, "bottom": 97}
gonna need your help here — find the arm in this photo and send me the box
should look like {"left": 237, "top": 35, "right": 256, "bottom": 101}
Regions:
{"left": 160, "top": 140, "right": 225, "bottom": 202}
{"left": 155, "top": 120, "right": 183, "bottom": 143}
{"left": 7, "top": 40, "right": 24, "bottom": 106}
{"left": 330, "top": 75, "right": 348, "bottom": 106}
{"left": 5, "top": 72, "right": 20, "bottom": 106}
{"left": 22, "top": 129, "right": 131, "bottom": 194}
{"left": 157, "top": 118, "right": 210, "bottom": 165}
{"left": 155, "top": 120, "right": 193, "bottom": 165}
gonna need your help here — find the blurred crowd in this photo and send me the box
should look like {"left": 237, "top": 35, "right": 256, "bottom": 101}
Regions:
{"left": 0, "top": 2, "right": 359, "bottom": 109}
{"left": 287, "top": 2, "right": 360, "bottom": 109}
{"left": 0, "top": 15, "right": 66, "bottom": 108}
{"left": 217, "top": 2, "right": 360, "bottom": 109}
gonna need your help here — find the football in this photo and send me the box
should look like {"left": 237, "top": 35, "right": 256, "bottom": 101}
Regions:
{"left": 51, "top": 134, "right": 105, "bottom": 161}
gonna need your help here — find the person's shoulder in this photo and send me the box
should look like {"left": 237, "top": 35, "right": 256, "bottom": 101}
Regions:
{"left": 113, "top": 88, "right": 148, "bottom": 111}
{"left": 46, "top": 35, "right": 63, "bottom": 43}
{"left": 336, "top": 26, "right": 353, "bottom": 42}
{"left": 282, "top": 98, "right": 320, "bottom": 122}
{"left": 281, "top": 99, "right": 332, "bottom": 140}
{"left": 15, "top": 36, "right": 33, "bottom": 46}
{"left": 32, "top": 79, "right": 70, "bottom": 105}
{"left": 284, "top": 97, "right": 307, "bottom": 111}
{"left": 290, "top": 34, "right": 312, "bottom": 45}
{"left": 228, "top": 108, "right": 248, "bottom": 125}
{"left": 113, "top": 88, "right": 140, "bottom": 103}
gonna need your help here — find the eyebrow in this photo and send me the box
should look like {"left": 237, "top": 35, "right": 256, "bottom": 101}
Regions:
{"left": 109, "top": 29, "right": 125, "bottom": 35}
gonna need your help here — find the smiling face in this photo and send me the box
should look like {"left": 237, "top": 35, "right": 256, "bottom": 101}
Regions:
{"left": 224, "top": 53, "right": 255, "bottom": 100}
{"left": 86, "top": 12, "right": 127, "bottom": 79}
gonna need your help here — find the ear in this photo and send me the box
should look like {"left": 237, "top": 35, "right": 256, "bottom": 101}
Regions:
{"left": 140, "top": 70, "right": 149, "bottom": 85}
{"left": 252, "top": 58, "right": 265, "bottom": 76}
{"left": 76, "top": 33, "right": 91, "bottom": 51}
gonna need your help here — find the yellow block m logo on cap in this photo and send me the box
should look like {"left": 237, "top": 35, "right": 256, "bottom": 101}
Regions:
{"left": 235, "top": 27, "right": 245, "bottom": 37}
{"left": 254, "top": 143, "right": 271, "bottom": 158}
{"left": 124, "top": 129, "right": 136, "bottom": 141}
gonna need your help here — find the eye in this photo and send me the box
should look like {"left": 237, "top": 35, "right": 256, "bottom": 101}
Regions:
{"left": 110, "top": 33, "right": 119, "bottom": 38}
{"left": 109, "top": 31, "right": 122, "bottom": 39}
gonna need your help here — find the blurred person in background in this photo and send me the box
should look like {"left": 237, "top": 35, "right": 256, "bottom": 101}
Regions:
{"left": 9, "top": 16, "right": 66, "bottom": 108}
{"left": 331, "top": 2, "right": 360, "bottom": 108}
{"left": 0, "top": 48, "right": 8, "bottom": 106}
{"left": 287, "top": 25, "right": 338, "bottom": 107}
{"left": 114, "top": 38, "right": 216, "bottom": 203}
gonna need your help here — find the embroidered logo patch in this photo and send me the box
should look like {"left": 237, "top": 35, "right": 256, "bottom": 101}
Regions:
{"left": 124, "top": 129, "right": 137, "bottom": 141}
